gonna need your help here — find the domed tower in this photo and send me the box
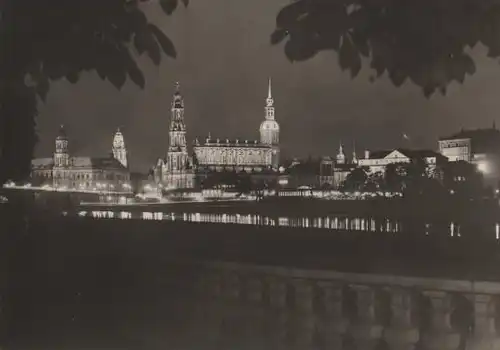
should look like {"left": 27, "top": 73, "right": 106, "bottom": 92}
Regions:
{"left": 259, "top": 78, "right": 280, "bottom": 168}
{"left": 54, "top": 125, "right": 69, "bottom": 167}
{"left": 112, "top": 128, "right": 128, "bottom": 168}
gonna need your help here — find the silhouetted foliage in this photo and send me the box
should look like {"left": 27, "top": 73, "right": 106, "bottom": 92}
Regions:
{"left": 343, "top": 167, "right": 367, "bottom": 191}
{"left": 0, "top": 0, "right": 188, "bottom": 184}
{"left": 271, "top": 0, "right": 499, "bottom": 97}
{"left": 443, "top": 160, "right": 484, "bottom": 198}
{"left": 364, "top": 171, "right": 383, "bottom": 192}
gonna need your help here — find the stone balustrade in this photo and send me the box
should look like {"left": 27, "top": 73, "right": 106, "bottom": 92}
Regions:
{"left": 187, "top": 261, "right": 500, "bottom": 350}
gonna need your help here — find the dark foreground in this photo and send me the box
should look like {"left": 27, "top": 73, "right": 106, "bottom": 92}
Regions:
{"left": 2, "top": 206, "right": 500, "bottom": 349}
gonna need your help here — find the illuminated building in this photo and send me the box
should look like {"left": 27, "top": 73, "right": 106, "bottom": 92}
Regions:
{"left": 153, "top": 82, "right": 196, "bottom": 190}
{"left": 319, "top": 144, "right": 358, "bottom": 189}
{"left": 193, "top": 78, "right": 280, "bottom": 172}
{"left": 358, "top": 149, "right": 447, "bottom": 176}
{"left": 31, "top": 126, "right": 130, "bottom": 191}
{"left": 439, "top": 125, "right": 500, "bottom": 187}
{"left": 151, "top": 79, "right": 281, "bottom": 192}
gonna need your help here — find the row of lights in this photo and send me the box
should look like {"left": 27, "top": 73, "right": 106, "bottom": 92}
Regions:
{"left": 4, "top": 181, "right": 132, "bottom": 193}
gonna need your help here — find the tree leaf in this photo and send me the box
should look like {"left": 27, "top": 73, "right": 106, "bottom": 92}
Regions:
{"left": 339, "top": 35, "right": 361, "bottom": 78}
{"left": 36, "top": 77, "right": 50, "bottom": 102}
{"left": 149, "top": 24, "right": 176, "bottom": 58}
{"left": 159, "top": 0, "right": 178, "bottom": 15}
{"left": 270, "top": 29, "right": 288, "bottom": 45}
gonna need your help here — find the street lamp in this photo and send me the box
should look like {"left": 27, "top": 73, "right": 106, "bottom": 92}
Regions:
{"left": 477, "top": 161, "right": 490, "bottom": 174}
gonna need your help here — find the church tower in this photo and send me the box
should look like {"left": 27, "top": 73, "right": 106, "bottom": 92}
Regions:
{"left": 112, "top": 128, "right": 128, "bottom": 168}
{"left": 259, "top": 78, "right": 280, "bottom": 169}
{"left": 336, "top": 142, "right": 346, "bottom": 164}
{"left": 352, "top": 141, "right": 358, "bottom": 164}
{"left": 54, "top": 125, "right": 69, "bottom": 167}
{"left": 53, "top": 125, "right": 70, "bottom": 188}
{"left": 164, "top": 82, "right": 194, "bottom": 189}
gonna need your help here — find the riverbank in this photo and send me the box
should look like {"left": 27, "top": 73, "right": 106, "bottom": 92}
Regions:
{"left": 78, "top": 196, "right": 500, "bottom": 221}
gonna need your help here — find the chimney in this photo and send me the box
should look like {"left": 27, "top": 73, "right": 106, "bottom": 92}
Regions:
{"left": 365, "top": 150, "right": 370, "bottom": 159}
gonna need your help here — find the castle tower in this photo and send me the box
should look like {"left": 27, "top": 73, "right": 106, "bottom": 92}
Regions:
{"left": 54, "top": 125, "right": 69, "bottom": 167}
{"left": 164, "top": 82, "right": 194, "bottom": 189}
{"left": 336, "top": 142, "right": 346, "bottom": 164}
{"left": 259, "top": 77, "right": 280, "bottom": 168}
{"left": 112, "top": 128, "right": 128, "bottom": 168}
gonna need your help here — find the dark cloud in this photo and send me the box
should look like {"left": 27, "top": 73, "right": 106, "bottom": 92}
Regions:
{"left": 36, "top": 0, "right": 500, "bottom": 172}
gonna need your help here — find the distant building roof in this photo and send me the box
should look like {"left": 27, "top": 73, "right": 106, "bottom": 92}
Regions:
{"left": 439, "top": 128, "right": 500, "bottom": 154}
{"left": 31, "top": 158, "right": 54, "bottom": 169}
{"left": 366, "top": 149, "right": 447, "bottom": 161}
{"left": 286, "top": 158, "right": 321, "bottom": 175}
{"left": 32, "top": 156, "right": 127, "bottom": 171}
{"left": 367, "top": 150, "right": 392, "bottom": 159}
{"left": 194, "top": 138, "right": 270, "bottom": 148}
{"left": 71, "top": 157, "right": 127, "bottom": 170}
{"left": 334, "top": 163, "right": 358, "bottom": 171}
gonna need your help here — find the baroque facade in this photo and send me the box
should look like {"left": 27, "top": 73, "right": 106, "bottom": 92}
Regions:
{"left": 358, "top": 149, "right": 447, "bottom": 175}
{"left": 31, "top": 126, "right": 130, "bottom": 191}
{"left": 152, "top": 79, "right": 281, "bottom": 191}
{"left": 153, "top": 83, "right": 195, "bottom": 190}
{"left": 193, "top": 78, "right": 280, "bottom": 172}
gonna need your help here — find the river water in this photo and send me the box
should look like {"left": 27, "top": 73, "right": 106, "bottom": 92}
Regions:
{"left": 76, "top": 209, "right": 500, "bottom": 239}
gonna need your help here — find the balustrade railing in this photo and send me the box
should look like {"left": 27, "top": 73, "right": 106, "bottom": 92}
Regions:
{"left": 184, "top": 261, "right": 500, "bottom": 350}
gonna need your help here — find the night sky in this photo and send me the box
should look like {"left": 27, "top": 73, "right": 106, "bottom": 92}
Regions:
{"left": 35, "top": 0, "right": 500, "bottom": 172}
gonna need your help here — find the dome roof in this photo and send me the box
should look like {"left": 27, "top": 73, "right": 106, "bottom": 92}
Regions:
{"left": 260, "top": 119, "right": 280, "bottom": 131}
{"left": 56, "top": 125, "right": 67, "bottom": 140}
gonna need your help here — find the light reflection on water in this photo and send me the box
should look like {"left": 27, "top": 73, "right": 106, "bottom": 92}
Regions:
{"left": 77, "top": 210, "right": 490, "bottom": 237}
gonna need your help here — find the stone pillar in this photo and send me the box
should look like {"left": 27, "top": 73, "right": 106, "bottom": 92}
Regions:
{"left": 290, "top": 279, "right": 316, "bottom": 350}
{"left": 205, "top": 271, "right": 222, "bottom": 299}
{"left": 383, "top": 287, "right": 419, "bottom": 350}
{"left": 466, "top": 294, "right": 500, "bottom": 350}
{"left": 221, "top": 272, "right": 240, "bottom": 300}
{"left": 265, "top": 276, "right": 289, "bottom": 350}
{"left": 219, "top": 272, "right": 243, "bottom": 348}
{"left": 421, "top": 291, "right": 460, "bottom": 350}
{"left": 243, "top": 276, "right": 266, "bottom": 349}
{"left": 349, "top": 285, "right": 384, "bottom": 350}
{"left": 317, "top": 281, "right": 348, "bottom": 349}
{"left": 198, "top": 271, "right": 224, "bottom": 347}
{"left": 246, "top": 276, "right": 264, "bottom": 304}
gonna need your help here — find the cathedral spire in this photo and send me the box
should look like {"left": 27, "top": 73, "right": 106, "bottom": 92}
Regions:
{"left": 268, "top": 77, "right": 272, "bottom": 100}
{"left": 336, "top": 141, "right": 346, "bottom": 164}
{"left": 352, "top": 141, "right": 358, "bottom": 164}
{"left": 172, "top": 81, "right": 184, "bottom": 109}
{"left": 265, "top": 77, "right": 275, "bottom": 120}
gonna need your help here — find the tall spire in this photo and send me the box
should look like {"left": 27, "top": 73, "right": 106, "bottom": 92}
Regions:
{"left": 172, "top": 81, "right": 184, "bottom": 109}
{"left": 57, "top": 124, "right": 67, "bottom": 140}
{"left": 265, "top": 77, "right": 275, "bottom": 120}
{"left": 268, "top": 77, "right": 272, "bottom": 100}
{"left": 336, "top": 141, "right": 346, "bottom": 164}
{"left": 352, "top": 140, "right": 358, "bottom": 164}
